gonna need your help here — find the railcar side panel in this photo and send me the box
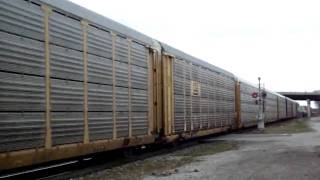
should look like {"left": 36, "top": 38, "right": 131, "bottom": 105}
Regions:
{"left": 265, "top": 92, "right": 278, "bottom": 122}
{"left": 166, "top": 54, "right": 235, "bottom": 136}
{"left": 239, "top": 82, "right": 259, "bottom": 127}
{"left": 278, "top": 96, "right": 287, "bottom": 119}
{"left": 0, "top": 0, "right": 155, "bottom": 170}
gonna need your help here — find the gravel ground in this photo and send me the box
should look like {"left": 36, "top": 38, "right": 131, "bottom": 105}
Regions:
{"left": 77, "top": 117, "right": 320, "bottom": 180}
{"left": 145, "top": 117, "right": 320, "bottom": 180}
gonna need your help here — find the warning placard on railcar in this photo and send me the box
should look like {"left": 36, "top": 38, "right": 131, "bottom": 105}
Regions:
{"left": 191, "top": 81, "right": 201, "bottom": 96}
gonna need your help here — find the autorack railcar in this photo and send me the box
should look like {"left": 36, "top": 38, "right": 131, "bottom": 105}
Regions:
{"left": 238, "top": 80, "right": 259, "bottom": 128}
{"left": 0, "top": 0, "right": 157, "bottom": 170}
{"left": 0, "top": 0, "right": 299, "bottom": 171}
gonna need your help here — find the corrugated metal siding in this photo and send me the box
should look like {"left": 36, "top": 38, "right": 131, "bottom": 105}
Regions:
{"left": 51, "top": 112, "right": 83, "bottom": 145}
{"left": 88, "top": 26, "right": 113, "bottom": 141}
{"left": 49, "top": 11, "right": 83, "bottom": 51}
{"left": 50, "top": 45, "right": 83, "bottom": 81}
{"left": 115, "top": 61, "right": 129, "bottom": 87}
{"left": 173, "top": 58, "right": 235, "bottom": 133}
{"left": 240, "top": 82, "right": 259, "bottom": 127}
{"left": 115, "top": 38, "right": 149, "bottom": 136}
{"left": 0, "top": 31, "right": 45, "bottom": 76}
{"left": 51, "top": 79, "right": 84, "bottom": 112}
{"left": 0, "top": 71, "right": 45, "bottom": 111}
{"left": 131, "top": 89, "right": 148, "bottom": 111}
{"left": 88, "top": 112, "right": 113, "bottom": 141}
{"left": 87, "top": 54, "right": 113, "bottom": 85}
{"left": 287, "top": 100, "right": 293, "bottom": 118}
{"left": 115, "top": 87, "right": 129, "bottom": 112}
{"left": 192, "top": 114, "right": 201, "bottom": 130}
{"left": 116, "top": 112, "right": 129, "bottom": 137}
{"left": 88, "top": 83, "right": 113, "bottom": 111}
{"left": 0, "top": 112, "right": 45, "bottom": 152}
{"left": 115, "top": 36, "right": 129, "bottom": 63}
{"left": 278, "top": 97, "right": 287, "bottom": 119}
{"left": 292, "top": 103, "right": 297, "bottom": 117}
{"left": 0, "top": 0, "right": 44, "bottom": 41}
{"left": 131, "top": 65, "right": 148, "bottom": 89}
{"left": 87, "top": 25, "right": 149, "bottom": 138}
{"left": 131, "top": 42, "right": 148, "bottom": 68}
{"left": 265, "top": 92, "right": 278, "bottom": 122}
{"left": 174, "top": 112, "right": 185, "bottom": 132}
{"left": 87, "top": 26, "right": 112, "bottom": 59}
{"left": 132, "top": 112, "right": 148, "bottom": 135}
{"left": 0, "top": 0, "right": 46, "bottom": 152}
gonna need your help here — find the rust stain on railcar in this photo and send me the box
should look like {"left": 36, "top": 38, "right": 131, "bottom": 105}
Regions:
{"left": 164, "top": 127, "right": 229, "bottom": 143}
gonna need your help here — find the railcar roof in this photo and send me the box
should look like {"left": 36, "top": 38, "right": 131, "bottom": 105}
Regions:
{"left": 37, "top": 0, "right": 154, "bottom": 46}
{"left": 160, "top": 43, "right": 235, "bottom": 78}
{"left": 237, "top": 78, "right": 259, "bottom": 88}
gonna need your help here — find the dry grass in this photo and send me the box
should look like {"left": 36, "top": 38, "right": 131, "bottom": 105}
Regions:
{"left": 263, "top": 118, "right": 314, "bottom": 134}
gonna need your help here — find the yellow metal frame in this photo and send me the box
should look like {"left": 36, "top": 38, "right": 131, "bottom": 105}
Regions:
{"left": 152, "top": 49, "right": 163, "bottom": 134}
{"left": 162, "top": 54, "right": 174, "bottom": 135}
{"left": 235, "top": 81, "right": 242, "bottom": 129}
{"left": 127, "top": 39, "right": 132, "bottom": 137}
{"left": 0, "top": 135, "right": 154, "bottom": 171}
{"left": 148, "top": 48, "right": 158, "bottom": 135}
{"left": 81, "top": 20, "right": 89, "bottom": 144}
{"left": 41, "top": 4, "right": 52, "bottom": 149}
{"left": 111, "top": 32, "right": 117, "bottom": 139}
{"left": 164, "top": 127, "right": 229, "bottom": 143}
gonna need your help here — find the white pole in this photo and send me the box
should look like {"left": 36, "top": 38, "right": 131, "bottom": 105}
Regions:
{"left": 307, "top": 99, "right": 311, "bottom": 118}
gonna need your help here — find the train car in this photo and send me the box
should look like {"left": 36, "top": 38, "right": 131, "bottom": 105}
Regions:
{"left": 277, "top": 95, "right": 287, "bottom": 120}
{"left": 286, "top": 98, "right": 293, "bottom": 118}
{"left": 236, "top": 82, "right": 299, "bottom": 127}
{"left": 264, "top": 91, "right": 278, "bottom": 123}
{"left": 293, "top": 102, "right": 299, "bottom": 117}
{"left": 0, "top": 0, "right": 300, "bottom": 172}
{"left": 286, "top": 98, "right": 296, "bottom": 119}
{"left": 237, "top": 80, "right": 259, "bottom": 128}
{"left": 160, "top": 43, "right": 236, "bottom": 140}
{"left": 0, "top": 0, "right": 160, "bottom": 171}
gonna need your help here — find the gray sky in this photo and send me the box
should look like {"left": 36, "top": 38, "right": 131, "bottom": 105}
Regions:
{"left": 70, "top": 0, "right": 319, "bottom": 93}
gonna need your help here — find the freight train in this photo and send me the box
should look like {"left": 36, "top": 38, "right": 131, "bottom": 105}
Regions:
{"left": 0, "top": 0, "right": 298, "bottom": 171}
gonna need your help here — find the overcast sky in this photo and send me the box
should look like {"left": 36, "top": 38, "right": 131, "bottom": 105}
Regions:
{"left": 70, "top": 0, "right": 319, "bottom": 94}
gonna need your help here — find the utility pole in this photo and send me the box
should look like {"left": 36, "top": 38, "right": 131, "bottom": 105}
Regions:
{"left": 307, "top": 99, "right": 311, "bottom": 118}
{"left": 257, "top": 77, "right": 265, "bottom": 130}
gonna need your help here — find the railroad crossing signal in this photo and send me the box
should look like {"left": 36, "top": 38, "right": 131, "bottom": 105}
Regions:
{"left": 252, "top": 92, "right": 258, "bottom": 98}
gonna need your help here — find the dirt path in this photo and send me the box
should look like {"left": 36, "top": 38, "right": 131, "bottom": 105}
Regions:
{"left": 145, "top": 117, "right": 320, "bottom": 180}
